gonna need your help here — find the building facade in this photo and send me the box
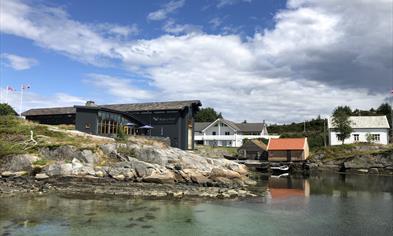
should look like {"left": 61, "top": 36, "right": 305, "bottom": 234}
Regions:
{"left": 237, "top": 139, "right": 268, "bottom": 161}
{"left": 22, "top": 100, "right": 201, "bottom": 150}
{"left": 267, "top": 138, "right": 309, "bottom": 162}
{"left": 328, "top": 116, "right": 390, "bottom": 145}
{"left": 194, "top": 118, "right": 279, "bottom": 147}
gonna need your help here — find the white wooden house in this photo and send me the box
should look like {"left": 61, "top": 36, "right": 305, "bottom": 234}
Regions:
{"left": 328, "top": 116, "right": 390, "bottom": 145}
{"left": 194, "top": 118, "right": 279, "bottom": 147}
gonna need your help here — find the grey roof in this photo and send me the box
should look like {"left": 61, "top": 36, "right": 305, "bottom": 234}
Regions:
{"left": 236, "top": 123, "right": 266, "bottom": 132}
{"left": 194, "top": 122, "right": 211, "bottom": 132}
{"left": 22, "top": 107, "right": 76, "bottom": 116}
{"left": 22, "top": 100, "right": 201, "bottom": 116}
{"left": 101, "top": 100, "right": 201, "bottom": 112}
{"left": 201, "top": 118, "right": 266, "bottom": 133}
{"left": 328, "top": 116, "right": 390, "bottom": 129}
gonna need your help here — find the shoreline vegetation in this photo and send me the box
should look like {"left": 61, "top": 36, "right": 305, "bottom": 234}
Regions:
{"left": 0, "top": 116, "right": 256, "bottom": 198}
{"left": 1, "top": 116, "right": 392, "bottom": 199}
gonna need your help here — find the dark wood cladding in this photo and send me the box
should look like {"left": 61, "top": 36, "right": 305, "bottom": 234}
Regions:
{"left": 25, "top": 114, "right": 75, "bottom": 125}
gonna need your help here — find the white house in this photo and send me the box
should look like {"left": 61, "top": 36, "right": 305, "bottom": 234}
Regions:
{"left": 194, "top": 118, "right": 279, "bottom": 147}
{"left": 328, "top": 116, "right": 390, "bottom": 145}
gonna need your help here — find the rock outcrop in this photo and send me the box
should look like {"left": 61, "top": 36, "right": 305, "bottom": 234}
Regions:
{"left": 1, "top": 140, "right": 253, "bottom": 189}
{"left": 308, "top": 147, "right": 393, "bottom": 175}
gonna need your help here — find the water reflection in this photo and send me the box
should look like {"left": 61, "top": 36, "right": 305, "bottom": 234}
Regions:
{"left": 268, "top": 177, "right": 310, "bottom": 199}
{"left": 0, "top": 174, "right": 392, "bottom": 236}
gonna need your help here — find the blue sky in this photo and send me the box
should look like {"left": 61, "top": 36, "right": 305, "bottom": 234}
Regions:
{"left": 0, "top": 0, "right": 392, "bottom": 123}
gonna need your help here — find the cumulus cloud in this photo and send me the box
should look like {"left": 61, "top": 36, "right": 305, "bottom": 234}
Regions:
{"left": 0, "top": 0, "right": 391, "bottom": 122}
{"left": 1, "top": 53, "right": 38, "bottom": 70}
{"left": 84, "top": 73, "right": 153, "bottom": 102}
{"left": 147, "top": 0, "right": 185, "bottom": 21}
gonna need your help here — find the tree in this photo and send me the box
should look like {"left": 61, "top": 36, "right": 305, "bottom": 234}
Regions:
{"left": 332, "top": 107, "right": 353, "bottom": 144}
{"left": 195, "top": 107, "right": 221, "bottom": 122}
{"left": 0, "top": 103, "right": 18, "bottom": 116}
{"left": 376, "top": 103, "right": 392, "bottom": 124}
{"left": 333, "top": 106, "right": 352, "bottom": 116}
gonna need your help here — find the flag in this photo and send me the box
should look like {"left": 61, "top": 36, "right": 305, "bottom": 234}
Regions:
{"left": 22, "top": 84, "right": 30, "bottom": 90}
{"left": 7, "top": 86, "right": 14, "bottom": 91}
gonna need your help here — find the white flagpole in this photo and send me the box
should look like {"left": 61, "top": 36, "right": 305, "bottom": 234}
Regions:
{"left": 20, "top": 85, "right": 24, "bottom": 117}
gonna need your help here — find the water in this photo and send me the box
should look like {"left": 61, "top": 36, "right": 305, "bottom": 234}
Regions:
{"left": 1, "top": 174, "right": 392, "bottom": 236}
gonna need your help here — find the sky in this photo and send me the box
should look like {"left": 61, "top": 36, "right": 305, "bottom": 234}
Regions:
{"left": 0, "top": 0, "right": 392, "bottom": 124}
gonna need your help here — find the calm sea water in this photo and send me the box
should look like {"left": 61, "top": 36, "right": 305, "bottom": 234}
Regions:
{"left": 1, "top": 174, "right": 392, "bottom": 236}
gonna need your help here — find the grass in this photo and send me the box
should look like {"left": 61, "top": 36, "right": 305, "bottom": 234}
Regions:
{"left": 0, "top": 116, "right": 113, "bottom": 158}
{"left": 309, "top": 143, "right": 393, "bottom": 161}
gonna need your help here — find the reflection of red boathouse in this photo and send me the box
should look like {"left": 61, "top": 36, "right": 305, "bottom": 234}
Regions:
{"left": 268, "top": 177, "right": 310, "bottom": 199}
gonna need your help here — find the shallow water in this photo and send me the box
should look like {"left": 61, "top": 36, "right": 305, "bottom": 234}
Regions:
{"left": 1, "top": 174, "right": 392, "bottom": 236}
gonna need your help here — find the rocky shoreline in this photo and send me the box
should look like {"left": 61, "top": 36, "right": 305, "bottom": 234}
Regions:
{"left": 0, "top": 176, "right": 257, "bottom": 199}
{"left": 0, "top": 139, "right": 258, "bottom": 199}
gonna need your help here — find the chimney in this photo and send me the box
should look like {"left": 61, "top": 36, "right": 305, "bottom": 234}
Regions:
{"left": 85, "top": 101, "right": 97, "bottom": 107}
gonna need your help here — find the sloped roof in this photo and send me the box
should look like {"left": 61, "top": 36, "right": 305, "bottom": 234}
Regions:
{"left": 22, "top": 100, "right": 201, "bottom": 116}
{"left": 267, "top": 138, "right": 306, "bottom": 151}
{"left": 101, "top": 100, "right": 201, "bottom": 112}
{"left": 238, "top": 139, "right": 267, "bottom": 151}
{"left": 201, "top": 118, "right": 267, "bottom": 133}
{"left": 328, "top": 116, "right": 390, "bottom": 129}
{"left": 22, "top": 107, "right": 76, "bottom": 116}
{"left": 194, "top": 122, "right": 211, "bottom": 132}
{"left": 236, "top": 123, "right": 266, "bottom": 132}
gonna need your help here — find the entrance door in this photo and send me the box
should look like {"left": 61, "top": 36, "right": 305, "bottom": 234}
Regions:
{"left": 187, "top": 122, "right": 193, "bottom": 149}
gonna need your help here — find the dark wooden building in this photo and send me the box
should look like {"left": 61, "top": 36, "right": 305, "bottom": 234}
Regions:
{"left": 22, "top": 100, "right": 201, "bottom": 150}
{"left": 237, "top": 139, "right": 268, "bottom": 160}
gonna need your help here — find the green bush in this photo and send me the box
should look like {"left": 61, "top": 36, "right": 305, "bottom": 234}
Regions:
{"left": 0, "top": 103, "right": 18, "bottom": 116}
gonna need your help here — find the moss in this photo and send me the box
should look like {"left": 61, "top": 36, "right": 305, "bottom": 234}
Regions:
{"left": 33, "top": 159, "right": 48, "bottom": 166}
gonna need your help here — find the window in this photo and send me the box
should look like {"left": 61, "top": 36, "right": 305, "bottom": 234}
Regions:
{"left": 371, "top": 134, "right": 380, "bottom": 141}
{"left": 353, "top": 134, "right": 359, "bottom": 142}
{"left": 336, "top": 134, "right": 344, "bottom": 141}
{"left": 100, "top": 120, "right": 119, "bottom": 135}
{"left": 212, "top": 131, "right": 216, "bottom": 135}
{"left": 225, "top": 131, "right": 230, "bottom": 135}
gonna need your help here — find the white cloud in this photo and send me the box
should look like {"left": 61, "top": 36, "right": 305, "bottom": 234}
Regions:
{"left": 216, "top": 0, "right": 252, "bottom": 8}
{"left": 162, "top": 19, "right": 202, "bottom": 35}
{"left": 147, "top": 0, "right": 185, "bottom": 21}
{"left": 0, "top": 88, "right": 86, "bottom": 114}
{"left": 209, "top": 17, "right": 223, "bottom": 29}
{"left": 1, "top": 53, "right": 38, "bottom": 70}
{"left": 84, "top": 73, "right": 153, "bottom": 102}
{"left": 0, "top": 0, "right": 391, "bottom": 122}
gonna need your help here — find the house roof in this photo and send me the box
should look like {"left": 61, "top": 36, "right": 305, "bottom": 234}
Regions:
{"left": 267, "top": 138, "right": 306, "bottom": 151}
{"left": 328, "top": 116, "right": 390, "bottom": 129}
{"left": 200, "top": 118, "right": 267, "bottom": 133}
{"left": 194, "top": 122, "right": 211, "bottom": 132}
{"left": 22, "top": 100, "right": 201, "bottom": 116}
